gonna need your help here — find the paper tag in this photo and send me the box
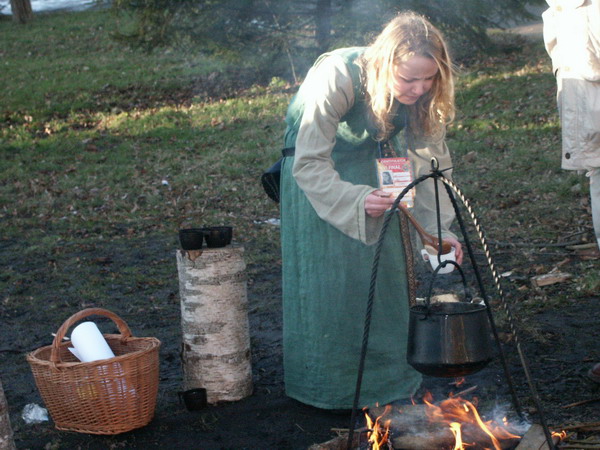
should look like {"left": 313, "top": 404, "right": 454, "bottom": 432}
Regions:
{"left": 376, "top": 157, "right": 414, "bottom": 207}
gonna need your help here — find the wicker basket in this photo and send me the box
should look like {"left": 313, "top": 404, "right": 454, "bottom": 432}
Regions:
{"left": 26, "top": 308, "right": 161, "bottom": 435}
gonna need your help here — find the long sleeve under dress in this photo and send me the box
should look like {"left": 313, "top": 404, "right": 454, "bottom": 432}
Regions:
{"left": 280, "top": 47, "right": 456, "bottom": 410}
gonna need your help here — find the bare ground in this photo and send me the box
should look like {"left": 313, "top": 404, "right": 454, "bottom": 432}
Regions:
{"left": 1, "top": 227, "right": 599, "bottom": 449}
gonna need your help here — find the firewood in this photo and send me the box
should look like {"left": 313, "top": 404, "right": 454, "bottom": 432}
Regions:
{"left": 530, "top": 271, "right": 571, "bottom": 287}
{"left": 515, "top": 424, "right": 561, "bottom": 449}
{"left": 369, "top": 404, "right": 521, "bottom": 450}
{"left": 453, "top": 385, "right": 478, "bottom": 397}
{"left": 368, "top": 405, "right": 439, "bottom": 434}
{"left": 561, "top": 397, "right": 600, "bottom": 409}
{"left": 566, "top": 243, "right": 599, "bottom": 250}
{"left": 561, "top": 421, "right": 600, "bottom": 431}
{"left": 392, "top": 429, "right": 455, "bottom": 449}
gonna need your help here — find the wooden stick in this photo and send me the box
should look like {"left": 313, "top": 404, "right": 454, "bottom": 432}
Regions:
{"left": 560, "top": 421, "right": 600, "bottom": 431}
{"left": 560, "top": 444, "right": 600, "bottom": 450}
{"left": 567, "top": 428, "right": 600, "bottom": 433}
{"left": 487, "top": 239, "right": 585, "bottom": 248}
{"left": 515, "top": 423, "right": 561, "bottom": 449}
{"left": 329, "top": 427, "right": 368, "bottom": 433}
{"left": 452, "top": 385, "right": 478, "bottom": 397}
{"left": 561, "top": 397, "right": 600, "bottom": 409}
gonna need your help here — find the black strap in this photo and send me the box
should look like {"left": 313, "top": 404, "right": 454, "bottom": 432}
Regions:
{"left": 282, "top": 147, "right": 295, "bottom": 157}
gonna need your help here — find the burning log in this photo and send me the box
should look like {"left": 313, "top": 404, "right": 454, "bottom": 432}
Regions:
{"left": 368, "top": 396, "right": 523, "bottom": 450}
{"left": 176, "top": 246, "right": 253, "bottom": 403}
{"left": 392, "top": 429, "right": 455, "bottom": 449}
{"left": 391, "top": 424, "right": 518, "bottom": 449}
{"left": 369, "top": 405, "right": 431, "bottom": 433}
{"left": 368, "top": 405, "right": 456, "bottom": 449}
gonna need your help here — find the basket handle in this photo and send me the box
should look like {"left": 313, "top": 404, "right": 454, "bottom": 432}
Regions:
{"left": 50, "top": 308, "right": 133, "bottom": 364}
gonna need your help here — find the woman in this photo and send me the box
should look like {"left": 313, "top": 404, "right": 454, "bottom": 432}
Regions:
{"left": 280, "top": 11, "right": 463, "bottom": 410}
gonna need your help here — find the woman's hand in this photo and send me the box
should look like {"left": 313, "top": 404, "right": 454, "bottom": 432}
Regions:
{"left": 365, "top": 191, "right": 463, "bottom": 264}
{"left": 442, "top": 236, "right": 463, "bottom": 265}
{"left": 364, "top": 190, "right": 395, "bottom": 218}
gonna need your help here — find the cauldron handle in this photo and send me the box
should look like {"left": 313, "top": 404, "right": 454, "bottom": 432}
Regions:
{"left": 424, "top": 261, "right": 471, "bottom": 310}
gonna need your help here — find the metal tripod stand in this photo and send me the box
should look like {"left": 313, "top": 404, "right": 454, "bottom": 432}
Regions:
{"left": 346, "top": 159, "right": 556, "bottom": 450}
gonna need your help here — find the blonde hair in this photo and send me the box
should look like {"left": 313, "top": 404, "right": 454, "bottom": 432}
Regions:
{"left": 361, "top": 11, "right": 455, "bottom": 140}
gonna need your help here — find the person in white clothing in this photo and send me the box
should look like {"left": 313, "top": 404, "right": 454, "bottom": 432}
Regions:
{"left": 543, "top": 0, "right": 600, "bottom": 251}
{"left": 542, "top": 0, "right": 600, "bottom": 383}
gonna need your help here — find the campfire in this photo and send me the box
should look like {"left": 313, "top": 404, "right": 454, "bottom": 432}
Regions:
{"left": 364, "top": 388, "right": 562, "bottom": 450}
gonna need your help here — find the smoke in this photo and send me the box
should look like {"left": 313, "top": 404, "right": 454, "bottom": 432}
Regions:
{"left": 488, "top": 401, "right": 532, "bottom": 435}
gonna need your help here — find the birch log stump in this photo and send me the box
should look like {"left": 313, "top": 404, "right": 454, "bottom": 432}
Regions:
{"left": 176, "top": 246, "right": 253, "bottom": 403}
{"left": 0, "top": 379, "right": 16, "bottom": 450}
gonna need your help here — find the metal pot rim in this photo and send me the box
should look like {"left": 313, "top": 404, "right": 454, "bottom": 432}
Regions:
{"left": 410, "top": 302, "right": 487, "bottom": 316}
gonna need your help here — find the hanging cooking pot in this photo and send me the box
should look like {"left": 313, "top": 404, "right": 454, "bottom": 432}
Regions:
{"left": 407, "top": 261, "right": 495, "bottom": 377}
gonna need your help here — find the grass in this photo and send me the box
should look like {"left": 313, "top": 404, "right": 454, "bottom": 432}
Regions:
{"left": 0, "top": 9, "right": 229, "bottom": 118}
{"left": 0, "top": 9, "right": 598, "bottom": 317}
{"left": 448, "top": 40, "right": 586, "bottom": 246}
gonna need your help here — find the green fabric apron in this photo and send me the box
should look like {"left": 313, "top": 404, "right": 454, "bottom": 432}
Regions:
{"left": 280, "top": 47, "right": 421, "bottom": 410}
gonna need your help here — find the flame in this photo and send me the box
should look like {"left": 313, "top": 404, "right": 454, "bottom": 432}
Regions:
{"left": 433, "top": 394, "right": 521, "bottom": 449}
{"left": 367, "top": 392, "right": 524, "bottom": 450}
{"left": 552, "top": 430, "right": 567, "bottom": 441}
{"left": 366, "top": 405, "right": 392, "bottom": 450}
{"left": 452, "top": 377, "right": 466, "bottom": 388}
{"left": 364, "top": 393, "right": 569, "bottom": 450}
{"left": 449, "top": 422, "right": 463, "bottom": 450}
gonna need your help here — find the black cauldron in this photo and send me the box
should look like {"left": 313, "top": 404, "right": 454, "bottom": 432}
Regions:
{"left": 407, "top": 301, "right": 495, "bottom": 377}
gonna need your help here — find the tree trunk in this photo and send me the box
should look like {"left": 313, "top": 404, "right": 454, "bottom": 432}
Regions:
{"left": 10, "top": 0, "right": 33, "bottom": 24}
{"left": 0, "top": 379, "right": 16, "bottom": 450}
{"left": 315, "top": 0, "right": 332, "bottom": 54}
{"left": 176, "top": 246, "right": 253, "bottom": 403}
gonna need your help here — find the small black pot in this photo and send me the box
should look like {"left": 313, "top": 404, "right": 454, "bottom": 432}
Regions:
{"left": 179, "top": 228, "right": 204, "bottom": 250}
{"left": 179, "top": 388, "right": 207, "bottom": 411}
{"left": 204, "top": 226, "right": 233, "bottom": 248}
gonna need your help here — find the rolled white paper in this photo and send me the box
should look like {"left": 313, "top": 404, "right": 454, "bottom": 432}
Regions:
{"left": 68, "top": 347, "right": 82, "bottom": 360}
{"left": 69, "top": 322, "right": 138, "bottom": 402}
{"left": 70, "top": 321, "right": 115, "bottom": 362}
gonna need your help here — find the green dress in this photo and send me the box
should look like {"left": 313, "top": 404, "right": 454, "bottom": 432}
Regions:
{"left": 280, "top": 48, "right": 422, "bottom": 410}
